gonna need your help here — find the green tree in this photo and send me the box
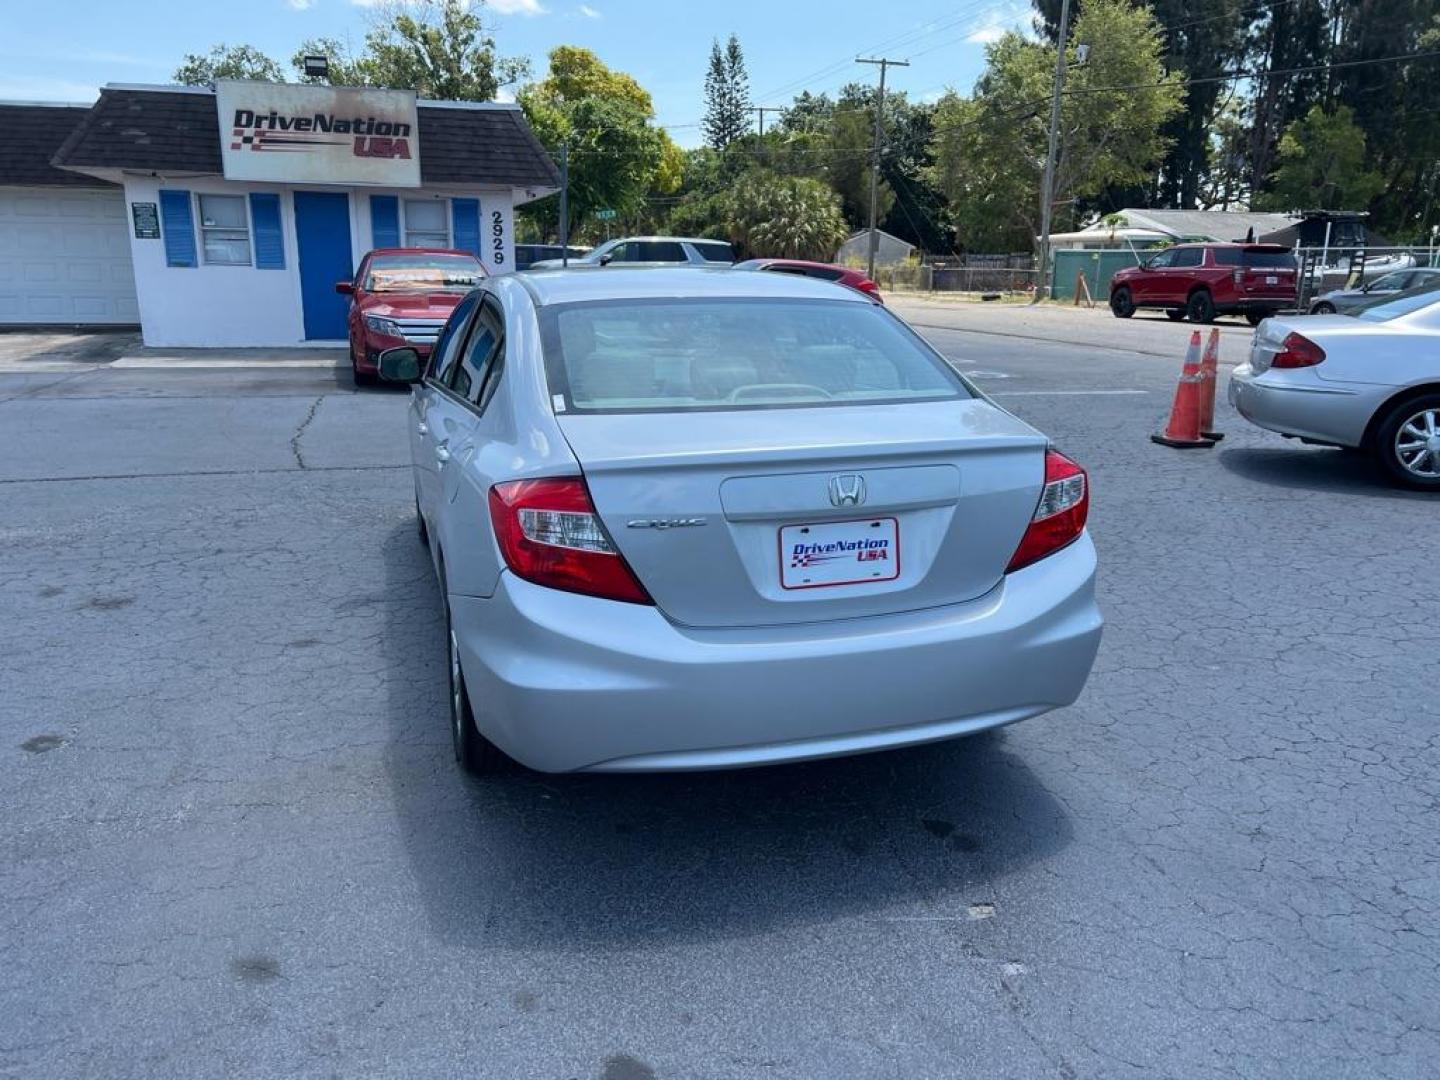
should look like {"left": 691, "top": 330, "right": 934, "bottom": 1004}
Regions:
{"left": 720, "top": 172, "right": 849, "bottom": 260}
{"left": 360, "top": 0, "right": 527, "bottom": 100}
{"left": 702, "top": 34, "right": 751, "bottom": 149}
{"left": 930, "top": 0, "right": 1182, "bottom": 251}
{"left": 518, "top": 47, "right": 675, "bottom": 241}
{"left": 1256, "top": 104, "right": 1386, "bottom": 212}
{"left": 173, "top": 44, "right": 286, "bottom": 85}
{"left": 290, "top": 37, "right": 371, "bottom": 86}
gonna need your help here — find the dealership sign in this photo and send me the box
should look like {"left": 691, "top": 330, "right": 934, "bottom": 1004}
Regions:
{"left": 215, "top": 81, "right": 422, "bottom": 187}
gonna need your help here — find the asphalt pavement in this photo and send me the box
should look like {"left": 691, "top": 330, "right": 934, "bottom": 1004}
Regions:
{"left": 1, "top": 319, "right": 1435, "bottom": 1080}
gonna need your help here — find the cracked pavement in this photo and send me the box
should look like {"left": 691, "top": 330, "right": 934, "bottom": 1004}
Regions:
{"left": 1, "top": 317, "right": 1436, "bottom": 1079}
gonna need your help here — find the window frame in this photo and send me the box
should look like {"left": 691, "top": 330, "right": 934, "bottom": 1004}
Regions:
{"left": 425, "top": 292, "right": 482, "bottom": 386}
{"left": 1170, "top": 247, "right": 1204, "bottom": 268}
{"left": 444, "top": 295, "right": 506, "bottom": 412}
{"left": 403, "top": 198, "right": 451, "bottom": 249}
{"left": 195, "top": 193, "right": 252, "bottom": 267}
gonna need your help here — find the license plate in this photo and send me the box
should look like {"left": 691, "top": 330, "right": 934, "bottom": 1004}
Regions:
{"left": 780, "top": 517, "right": 900, "bottom": 590}
{"left": 1265, "top": 275, "right": 1278, "bottom": 285}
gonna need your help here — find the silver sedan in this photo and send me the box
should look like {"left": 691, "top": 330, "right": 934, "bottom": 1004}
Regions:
{"left": 1230, "top": 288, "right": 1440, "bottom": 488}
{"left": 1309, "top": 267, "right": 1440, "bottom": 314}
{"left": 379, "top": 269, "right": 1101, "bottom": 774}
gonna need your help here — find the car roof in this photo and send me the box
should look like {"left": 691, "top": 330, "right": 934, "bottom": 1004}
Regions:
{"left": 602, "top": 236, "right": 732, "bottom": 245}
{"left": 749, "top": 258, "right": 856, "bottom": 272}
{"left": 512, "top": 267, "right": 872, "bottom": 307}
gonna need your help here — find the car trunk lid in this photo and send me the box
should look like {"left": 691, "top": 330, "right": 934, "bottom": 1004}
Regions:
{"left": 555, "top": 400, "right": 1048, "bottom": 628}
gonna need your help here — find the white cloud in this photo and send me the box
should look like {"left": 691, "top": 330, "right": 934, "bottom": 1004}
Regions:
{"left": 578, "top": 3, "right": 600, "bottom": 16}
{"left": 286, "top": 0, "right": 314, "bottom": 9}
{"left": 0, "top": 75, "right": 100, "bottom": 102}
{"left": 965, "top": 24, "right": 1007, "bottom": 44}
{"left": 488, "top": 0, "right": 548, "bottom": 13}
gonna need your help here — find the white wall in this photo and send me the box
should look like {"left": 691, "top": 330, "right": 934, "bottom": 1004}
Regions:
{"left": 121, "top": 176, "right": 517, "bottom": 348}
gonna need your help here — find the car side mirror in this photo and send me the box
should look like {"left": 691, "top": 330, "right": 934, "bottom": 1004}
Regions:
{"left": 378, "top": 347, "right": 421, "bottom": 384}
{"left": 597, "top": 252, "right": 614, "bottom": 266}
{"left": 335, "top": 281, "right": 354, "bottom": 295}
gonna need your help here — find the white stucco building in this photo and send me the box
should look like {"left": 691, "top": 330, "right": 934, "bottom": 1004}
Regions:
{"left": 3, "top": 81, "right": 558, "bottom": 347}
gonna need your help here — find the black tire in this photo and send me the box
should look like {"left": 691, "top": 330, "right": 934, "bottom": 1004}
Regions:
{"left": 350, "top": 342, "right": 377, "bottom": 387}
{"left": 445, "top": 598, "right": 508, "bottom": 775}
{"left": 1245, "top": 311, "right": 1266, "bottom": 327}
{"left": 1109, "top": 287, "right": 1135, "bottom": 319}
{"left": 1311, "top": 301, "right": 1336, "bottom": 315}
{"left": 1373, "top": 393, "right": 1440, "bottom": 491}
{"left": 1165, "top": 308, "right": 1185, "bottom": 321}
{"left": 1186, "top": 289, "right": 1216, "bottom": 323}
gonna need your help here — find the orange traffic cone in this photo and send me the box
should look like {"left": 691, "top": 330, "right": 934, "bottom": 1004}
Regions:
{"left": 1151, "top": 331, "right": 1218, "bottom": 449}
{"left": 1198, "top": 328, "right": 1224, "bottom": 441}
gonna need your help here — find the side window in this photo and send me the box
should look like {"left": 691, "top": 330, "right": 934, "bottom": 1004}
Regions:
{"left": 607, "top": 243, "right": 639, "bottom": 263}
{"left": 1170, "top": 247, "right": 1203, "bottom": 268}
{"left": 638, "top": 241, "right": 685, "bottom": 262}
{"left": 1148, "top": 250, "right": 1176, "bottom": 269}
{"left": 448, "top": 298, "right": 504, "bottom": 407}
{"left": 1212, "top": 248, "right": 1242, "bottom": 267}
{"left": 428, "top": 293, "right": 480, "bottom": 384}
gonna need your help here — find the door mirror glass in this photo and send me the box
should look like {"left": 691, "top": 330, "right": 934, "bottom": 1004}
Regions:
{"left": 335, "top": 281, "right": 354, "bottom": 295}
{"left": 378, "top": 347, "right": 421, "bottom": 383}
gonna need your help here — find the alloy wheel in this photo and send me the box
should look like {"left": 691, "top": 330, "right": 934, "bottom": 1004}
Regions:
{"left": 1395, "top": 408, "right": 1440, "bottom": 479}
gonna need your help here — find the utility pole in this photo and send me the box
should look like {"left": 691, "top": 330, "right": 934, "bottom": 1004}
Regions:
{"left": 1035, "top": 0, "right": 1072, "bottom": 302}
{"left": 857, "top": 56, "right": 909, "bottom": 282}
{"left": 558, "top": 141, "right": 569, "bottom": 268}
{"left": 751, "top": 106, "right": 783, "bottom": 137}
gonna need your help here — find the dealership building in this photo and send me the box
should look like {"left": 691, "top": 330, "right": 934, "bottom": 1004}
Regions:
{"left": 0, "top": 81, "right": 560, "bottom": 346}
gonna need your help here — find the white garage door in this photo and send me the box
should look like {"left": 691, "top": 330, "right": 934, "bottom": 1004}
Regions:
{"left": 0, "top": 186, "right": 138, "bottom": 325}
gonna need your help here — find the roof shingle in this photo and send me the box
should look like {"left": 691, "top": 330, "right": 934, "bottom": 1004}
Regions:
{"left": 0, "top": 103, "right": 116, "bottom": 187}
{"left": 51, "top": 87, "right": 560, "bottom": 189}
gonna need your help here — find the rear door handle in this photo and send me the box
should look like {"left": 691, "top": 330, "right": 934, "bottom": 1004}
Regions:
{"left": 434, "top": 442, "right": 451, "bottom": 464}
{"left": 416, "top": 421, "right": 429, "bottom": 436}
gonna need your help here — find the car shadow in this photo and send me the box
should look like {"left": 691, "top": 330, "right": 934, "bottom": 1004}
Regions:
{"left": 1218, "top": 445, "right": 1429, "bottom": 499}
{"left": 378, "top": 523, "right": 1073, "bottom": 951}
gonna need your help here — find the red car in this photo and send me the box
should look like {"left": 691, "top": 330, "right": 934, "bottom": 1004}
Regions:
{"left": 338, "top": 249, "right": 486, "bottom": 385}
{"left": 734, "top": 258, "right": 883, "bottom": 302}
{"left": 1108, "top": 243, "right": 1297, "bottom": 325}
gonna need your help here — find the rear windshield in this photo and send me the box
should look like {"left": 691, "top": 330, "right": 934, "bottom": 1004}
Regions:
{"left": 540, "top": 298, "right": 968, "bottom": 414}
{"left": 365, "top": 254, "right": 484, "bottom": 291}
{"left": 693, "top": 241, "right": 736, "bottom": 263}
{"left": 1211, "top": 248, "right": 1296, "bottom": 269}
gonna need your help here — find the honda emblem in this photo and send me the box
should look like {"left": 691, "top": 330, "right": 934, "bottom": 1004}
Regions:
{"left": 828, "top": 474, "right": 867, "bottom": 507}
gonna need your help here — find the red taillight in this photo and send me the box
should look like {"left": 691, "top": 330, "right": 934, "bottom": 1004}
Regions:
{"left": 489, "top": 477, "right": 652, "bottom": 604}
{"left": 1271, "top": 332, "right": 1325, "bottom": 369}
{"left": 1006, "top": 450, "right": 1089, "bottom": 573}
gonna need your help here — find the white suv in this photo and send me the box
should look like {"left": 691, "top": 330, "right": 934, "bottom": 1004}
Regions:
{"left": 527, "top": 236, "right": 734, "bottom": 270}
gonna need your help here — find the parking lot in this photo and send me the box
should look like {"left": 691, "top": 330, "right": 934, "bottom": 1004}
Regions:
{"left": 2, "top": 308, "right": 1436, "bottom": 1079}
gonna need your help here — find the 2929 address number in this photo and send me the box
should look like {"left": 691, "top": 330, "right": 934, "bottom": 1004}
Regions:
{"left": 490, "top": 209, "right": 505, "bottom": 266}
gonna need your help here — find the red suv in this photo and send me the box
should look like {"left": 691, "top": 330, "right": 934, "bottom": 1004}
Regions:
{"left": 338, "top": 249, "right": 486, "bottom": 385}
{"left": 1108, "top": 243, "right": 1297, "bottom": 326}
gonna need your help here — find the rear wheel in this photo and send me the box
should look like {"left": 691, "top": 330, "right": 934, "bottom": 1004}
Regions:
{"left": 1186, "top": 289, "right": 1216, "bottom": 324}
{"left": 1245, "top": 311, "right": 1266, "bottom": 327}
{"left": 1374, "top": 395, "right": 1440, "bottom": 491}
{"left": 1312, "top": 301, "right": 1336, "bottom": 315}
{"left": 446, "top": 599, "right": 508, "bottom": 775}
{"left": 1165, "top": 308, "right": 1185, "bottom": 321}
{"left": 1109, "top": 287, "right": 1135, "bottom": 319}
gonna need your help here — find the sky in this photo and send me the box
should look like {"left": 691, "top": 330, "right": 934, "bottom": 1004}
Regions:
{"left": 0, "top": 0, "right": 1032, "bottom": 146}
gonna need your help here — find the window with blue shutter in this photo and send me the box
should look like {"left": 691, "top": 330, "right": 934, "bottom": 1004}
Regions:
{"left": 249, "top": 193, "right": 284, "bottom": 269}
{"left": 452, "top": 198, "right": 480, "bottom": 258}
{"left": 370, "top": 195, "right": 399, "bottom": 247}
{"left": 158, "top": 189, "right": 197, "bottom": 268}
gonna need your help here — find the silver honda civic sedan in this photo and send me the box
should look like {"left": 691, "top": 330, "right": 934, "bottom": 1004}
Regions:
{"left": 380, "top": 268, "right": 1102, "bottom": 774}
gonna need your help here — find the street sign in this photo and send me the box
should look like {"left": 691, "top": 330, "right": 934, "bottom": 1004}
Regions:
{"left": 594, "top": 209, "right": 617, "bottom": 220}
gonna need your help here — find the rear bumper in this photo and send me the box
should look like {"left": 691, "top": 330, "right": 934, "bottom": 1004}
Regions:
{"left": 1228, "top": 364, "right": 1378, "bottom": 446}
{"left": 450, "top": 534, "right": 1102, "bottom": 772}
{"left": 1216, "top": 296, "right": 1294, "bottom": 314}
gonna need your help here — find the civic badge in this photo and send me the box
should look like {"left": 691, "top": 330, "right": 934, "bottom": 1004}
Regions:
{"left": 827, "top": 474, "right": 867, "bottom": 508}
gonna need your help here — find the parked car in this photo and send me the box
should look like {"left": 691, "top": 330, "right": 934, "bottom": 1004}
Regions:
{"left": 734, "top": 258, "right": 883, "bottom": 302}
{"left": 376, "top": 268, "right": 1101, "bottom": 774}
{"left": 516, "top": 243, "right": 591, "bottom": 270}
{"left": 1309, "top": 267, "right": 1440, "bottom": 314}
{"left": 1109, "top": 243, "right": 1298, "bottom": 325}
{"left": 1229, "top": 288, "right": 1440, "bottom": 489}
{"left": 338, "top": 249, "right": 486, "bottom": 386}
{"left": 527, "top": 236, "right": 735, "bottom": 270}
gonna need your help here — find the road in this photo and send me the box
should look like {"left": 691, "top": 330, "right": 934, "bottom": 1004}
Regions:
{"left": 2, "top": 320, "right": 1436, "bottom": 1080}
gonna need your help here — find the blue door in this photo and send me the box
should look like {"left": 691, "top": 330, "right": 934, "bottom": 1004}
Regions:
{"left": 294, "top": 192, "right": 352, "bottom": 340}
